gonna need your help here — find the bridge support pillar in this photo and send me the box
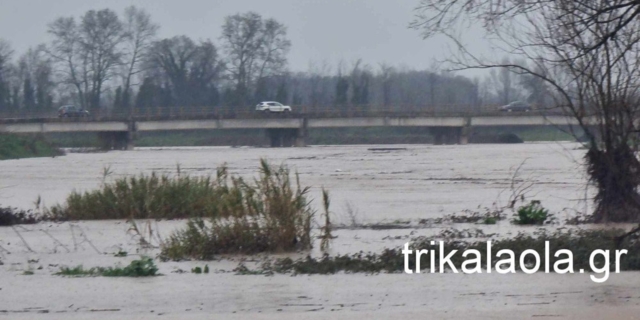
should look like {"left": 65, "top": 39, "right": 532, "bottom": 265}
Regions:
{"left": 459, "top": 129, "right": 469, "bottom": 145}
{"left": 98, "top": 128, "right": 135, "bottom": 151}
{"left": 431, "top": 127, "right": 457, "bottom": 145}
{"left": 125, "top": 121, "right": 136, "bottom": 150}
{"left": 295, "top": 118, "right": 308, "bottom": 147}
{"left": 267, "top": 122, "right": 307, "bottom": 148}
{"left": 431, "top": 126, "right": 470, "bottom": 145}
{"left": 431, "top": 127, "right": 444, "bottom": 145}
{"left": 444, "top": 128, "right": 460, "bottom": 145}
{"left": 433, "top": 132, "right": 444, "bottom": 145}
{"left": 458, "top": 119, "right": 471, "bottom": 144}
{"left": 267, "top": 128, "right": 295, "bottom": 147}
{"left": 98, "top": 132, "right": 115, "bottom": 151}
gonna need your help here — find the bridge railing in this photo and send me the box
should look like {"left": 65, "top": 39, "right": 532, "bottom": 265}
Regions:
{"left": 121, "top": 104, "right": 501, "bottom": 119}
{"left": 0, "top": 104, "right": 569, "bottom": 123}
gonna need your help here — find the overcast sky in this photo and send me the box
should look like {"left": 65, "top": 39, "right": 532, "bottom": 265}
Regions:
{"left": 0, "top": 0, "right": 490, "bottom": 74}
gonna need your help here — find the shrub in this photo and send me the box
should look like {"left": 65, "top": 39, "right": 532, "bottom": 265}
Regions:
{"left": 513, "top": 200, "right": 550, "bottom": 225}
{"left": 160, "top": 160, "right": 316, "bottom": 260}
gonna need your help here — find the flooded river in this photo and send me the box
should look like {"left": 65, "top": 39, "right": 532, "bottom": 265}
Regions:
{"left": 4, "top": 142, "right": 637, "bottom": 320}
{"left": 0, "top": 142, "right": 589, "bottom": 223}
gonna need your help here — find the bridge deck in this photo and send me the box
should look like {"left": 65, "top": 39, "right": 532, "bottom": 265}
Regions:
{"left": 0, "top": 112, "right": 585, "bottom": 134}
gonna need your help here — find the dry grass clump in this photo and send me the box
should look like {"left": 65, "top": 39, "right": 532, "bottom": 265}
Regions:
{"left": 160, "top": 159, "right": 316, "bottom": 260}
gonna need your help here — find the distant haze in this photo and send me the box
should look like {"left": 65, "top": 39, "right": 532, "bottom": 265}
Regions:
{"left": 0, "top": 0, "right": 490, "bottom": 74}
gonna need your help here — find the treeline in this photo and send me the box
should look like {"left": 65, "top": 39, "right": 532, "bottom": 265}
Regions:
{"left": 0, "top": 7, "right": 551, "bottom": 116}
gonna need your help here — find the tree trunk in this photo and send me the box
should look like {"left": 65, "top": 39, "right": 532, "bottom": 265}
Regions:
{"left": 586, "top": 145, "right": 640, "bottom": 222}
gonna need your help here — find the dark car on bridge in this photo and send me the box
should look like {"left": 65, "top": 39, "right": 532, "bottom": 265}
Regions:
{"left": 58, "top": 105, "right": 90, "bottom": 118}
{"left": 499, "top": 101, "right": 532, "bottom": 112}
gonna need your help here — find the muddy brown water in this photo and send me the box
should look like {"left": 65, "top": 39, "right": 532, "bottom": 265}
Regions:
{"left": 1, "top": 142, "right": 637, "bottom": 319}
{"left": 0, "top": 142, "right": 590, "bottom": 223}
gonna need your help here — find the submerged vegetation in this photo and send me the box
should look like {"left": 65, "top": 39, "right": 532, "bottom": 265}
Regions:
{"left": 160, "top": 160, "right": 316, "bottom": 260}
{"left": 0, "top": 207, "right": 39, "bottom": 226}
{"left": 0, "top": 134, "right": 63, "bottom": 160}
{"left": 56, "top": 257, "right": 159, "bottom": 277}
{"left": 513, "top": 200, "right": 551, "bottom": 225}
{"left": 419, "top": 207, "right": 505, "bottom": 225}
{"left": 247, "top": 229, "right": 640, "bottom": 275}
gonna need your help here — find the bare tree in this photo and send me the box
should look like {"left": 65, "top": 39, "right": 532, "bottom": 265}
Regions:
{"left": 307, "top": 61, "right": 332, "bottom": 108}
{"left": 378, "top": 63, "right": 395, "bottom": 108}
{"left": 349, "top": 59, "right": 372, "bottom": 106}
{"left": 0, "top": 39, "right": 11, "bottom": 75}
{"left": 411, "top": 0, "right": 640, "bottom": 57}
{"left": 120, "top": 6, "right": 158, "bottom": 112}
{"left": 17, "top": 45, "right": 54, "bottom": 112}
{"left": 48, "top": 17, "right": 89, "bottom": 109}
{"left": 79, "top": 9, "right": 125, "bottom": 111}
{"left": 0, "top": 41, "right": 12, "bottom": 109}
{"left": 0, "top": 39, "right": 13, "bottom": 110}
{"left": 221, "top": 12, "right": 291, "bottom": 105}
{"left": 146, "top": 36, "right": 223, "bottom": 108}
{"left": 497, "top": 58, "right": 512, "bottom": 105}
{"left": 412, "top": 0, "right": 640, "bottom": 222}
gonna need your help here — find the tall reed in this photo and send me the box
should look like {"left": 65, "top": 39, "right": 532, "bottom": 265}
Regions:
{"left": 160, "top": 159, "right": 316, "bottom": 259}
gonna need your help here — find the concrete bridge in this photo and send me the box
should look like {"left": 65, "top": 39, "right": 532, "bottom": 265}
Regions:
{"left": 0, "top": 110, "right": 583, "bottom": 149}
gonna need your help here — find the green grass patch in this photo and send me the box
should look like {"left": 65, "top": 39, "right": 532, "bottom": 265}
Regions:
{"left": 0, "top": 134, "right": 63, "bottom": 160}
{"left": 513, "top": 200, "right": 551, "bottom": 225}
{"left": 191, "top": 265, "right": 209, "bottom": 274}
{"left": 55, "top": 265, "right": 100, "bottom": 276}
{"left": 55, "top": 257, "right": 159, "bottom": 277}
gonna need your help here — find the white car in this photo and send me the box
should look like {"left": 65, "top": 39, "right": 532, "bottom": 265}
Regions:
{"left": 255, "top": 101, "right": 292, "bottom": 112}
